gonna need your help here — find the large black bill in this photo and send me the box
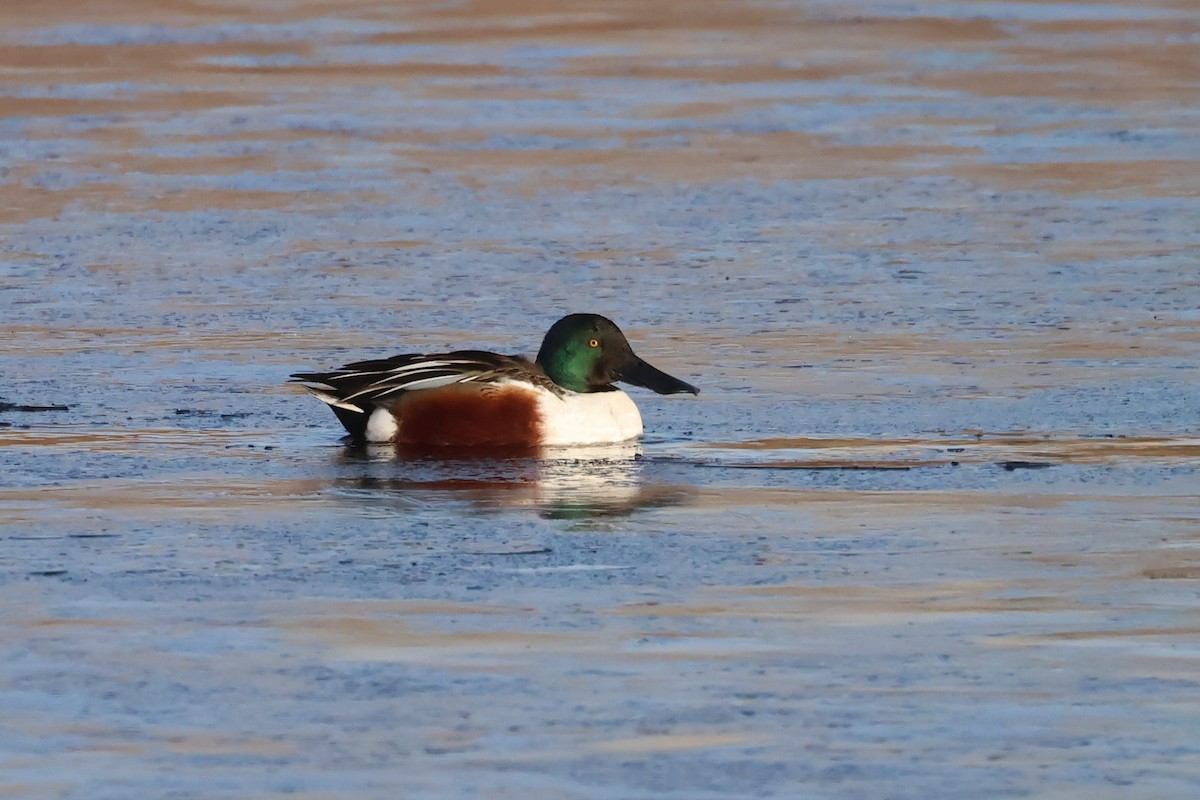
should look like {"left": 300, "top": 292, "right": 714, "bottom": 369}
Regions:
{"left": 618, "top": 357, "right": 699, "bottom": 396}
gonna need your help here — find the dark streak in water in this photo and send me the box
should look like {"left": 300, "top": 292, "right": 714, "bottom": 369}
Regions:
{"left": 0, "top": 401, "right": 71, "bottom": 412}
{"left": 696, "top": 461, "right": 919, "bottom": 471}
{"left": 1002, "top": 461, "right": 1056, "bottom": 471}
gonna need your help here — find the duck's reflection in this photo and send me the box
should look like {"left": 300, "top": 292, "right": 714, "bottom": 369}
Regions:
{"left": 332, "top": 442, "right": 692, "bottom": 519}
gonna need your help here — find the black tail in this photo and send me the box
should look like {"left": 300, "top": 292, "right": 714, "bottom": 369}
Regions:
{"left": 291, "top": 374, "right": 372, "bottom": 442}
{"left": 328, "top": 403, "right": 369, "bottom": 441}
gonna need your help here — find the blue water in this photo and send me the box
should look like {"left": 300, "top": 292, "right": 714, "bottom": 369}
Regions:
{"left": 2, "top": 1, "right": 1199, "bottom": 798}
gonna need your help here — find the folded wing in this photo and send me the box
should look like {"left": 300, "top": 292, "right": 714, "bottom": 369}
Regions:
{"left": 290, "top": 350, "right": 554, "bottom": 439}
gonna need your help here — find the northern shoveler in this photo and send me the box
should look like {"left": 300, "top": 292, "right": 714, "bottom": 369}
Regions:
{"left": 291, "top": 313, "right": 698, "bottom": 448}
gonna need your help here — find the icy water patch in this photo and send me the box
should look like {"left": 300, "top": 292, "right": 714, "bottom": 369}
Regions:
{"left": 2, "top": 0, "right": 1199, "bottom": 798}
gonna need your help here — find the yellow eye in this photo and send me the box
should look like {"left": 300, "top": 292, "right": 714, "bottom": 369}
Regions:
{"left": 588, "top": 338, "right": 600, "bottom": 348}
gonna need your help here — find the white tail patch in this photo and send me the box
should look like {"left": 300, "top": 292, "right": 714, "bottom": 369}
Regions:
{"left": 365, "top": 407, "right": 399, "bottom": 442}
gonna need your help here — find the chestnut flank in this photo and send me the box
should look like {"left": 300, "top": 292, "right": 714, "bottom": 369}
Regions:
{"left": 394, "top": 385, "right": 543, "bottom": 448}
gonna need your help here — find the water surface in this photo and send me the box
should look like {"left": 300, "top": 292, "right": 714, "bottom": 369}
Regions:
{"left": 2, "top": 1, "right": 1198, "bottom": 797}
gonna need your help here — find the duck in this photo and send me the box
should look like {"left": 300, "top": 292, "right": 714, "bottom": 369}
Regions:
{"left": 291, "top": 313, "right": 698, "bottom": 448}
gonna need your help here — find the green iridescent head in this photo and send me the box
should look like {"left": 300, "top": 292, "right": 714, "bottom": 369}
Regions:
{"left": 535, "top": 314, "right": 699, "bottom": 396}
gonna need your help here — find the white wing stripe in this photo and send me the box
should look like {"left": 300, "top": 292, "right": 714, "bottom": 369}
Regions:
{"left": 364, "top": 374, "right": 469, "bottom": 398}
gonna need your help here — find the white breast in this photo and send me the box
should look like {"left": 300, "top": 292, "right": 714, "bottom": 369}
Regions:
{"left": 535, "top": 388, "right": 644, "bottom": 446}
